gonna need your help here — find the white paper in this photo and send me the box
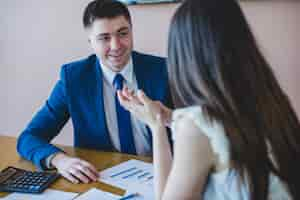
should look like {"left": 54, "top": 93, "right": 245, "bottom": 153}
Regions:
{"left": 1, "top": 189, "right": 78, "bottom": 200}
{"left": 74, "top": 188, "right": 121, "bottom": 200}
{"left": 99, "top": 159, "right": 154, "bottom": 200}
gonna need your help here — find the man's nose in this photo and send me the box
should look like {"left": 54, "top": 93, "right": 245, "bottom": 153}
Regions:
{"left": 110, "top": 36, "right": 121, "bottom": 50}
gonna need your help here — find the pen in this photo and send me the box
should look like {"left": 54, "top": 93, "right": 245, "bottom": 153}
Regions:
{"left": 118, "top": 193, "right": 139, "bottom": 200}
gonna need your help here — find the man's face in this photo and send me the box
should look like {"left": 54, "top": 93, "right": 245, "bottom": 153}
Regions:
{"left": 88, "top": 16, "right": 133, "bottom": 72}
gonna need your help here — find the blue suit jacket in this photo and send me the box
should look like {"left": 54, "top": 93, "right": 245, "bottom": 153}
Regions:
{"left": 17, "top": 51, "right": 170, "bottom": 169}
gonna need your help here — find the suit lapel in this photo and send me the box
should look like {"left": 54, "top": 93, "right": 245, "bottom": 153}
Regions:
{"left": 132, "top": 52, "right": 150, "bottom": 95}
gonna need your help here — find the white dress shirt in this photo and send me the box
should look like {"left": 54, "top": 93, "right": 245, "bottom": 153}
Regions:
{"left": 100, "top": 57, "right": 152, "bottom": 156}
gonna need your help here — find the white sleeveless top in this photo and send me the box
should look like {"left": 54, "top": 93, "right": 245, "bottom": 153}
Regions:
{"left": 171, "top": 106, "right": 292, "bottom": 200}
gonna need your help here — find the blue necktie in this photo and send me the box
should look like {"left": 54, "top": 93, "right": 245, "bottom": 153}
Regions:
{"left": 113, "top": 74, "right": 136, "bottom": 154}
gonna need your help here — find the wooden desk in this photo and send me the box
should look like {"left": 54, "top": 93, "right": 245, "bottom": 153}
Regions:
{"left": 0, "top": 135, "right": 152, "bottom": 197}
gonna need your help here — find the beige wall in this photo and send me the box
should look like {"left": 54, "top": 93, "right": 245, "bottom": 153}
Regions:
{"left": 1, "top": 1, "right": 299, "bottom": 145}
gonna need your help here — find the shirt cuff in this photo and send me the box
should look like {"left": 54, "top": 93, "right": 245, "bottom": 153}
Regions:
{"left": 43, "top": 152, "right": 61, "bottom": 169}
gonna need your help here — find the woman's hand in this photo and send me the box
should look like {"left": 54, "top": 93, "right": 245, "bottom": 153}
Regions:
{"left": 118, "top": 88, "right": 172, "bottom": 130}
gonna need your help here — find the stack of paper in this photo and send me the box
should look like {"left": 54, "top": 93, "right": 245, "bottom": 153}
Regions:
{"left": 74, "top": 188, "right": 121, "bottom": 200}
{"left": 1, "top": 189, "right": 78, "bottom": 200}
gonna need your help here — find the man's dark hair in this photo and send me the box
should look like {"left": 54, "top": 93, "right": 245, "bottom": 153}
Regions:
{"left": 83, "top": 0, "right": 131, "bottom": 29}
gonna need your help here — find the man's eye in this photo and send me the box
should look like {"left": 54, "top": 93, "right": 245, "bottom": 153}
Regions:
{"left": 97, "top": 36, "right": 110, "bottom": 41}
{"left": 118, "top": 31, "right": 129, "bottom": 37}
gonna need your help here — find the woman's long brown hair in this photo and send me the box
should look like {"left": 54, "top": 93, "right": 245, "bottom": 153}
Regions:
{"left": 168, "top": 0, "right": 300, "bottom": 199}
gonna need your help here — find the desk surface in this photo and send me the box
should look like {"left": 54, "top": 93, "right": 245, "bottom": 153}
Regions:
{"left": 0, "top": 135, "right": 152, "bottom": 197}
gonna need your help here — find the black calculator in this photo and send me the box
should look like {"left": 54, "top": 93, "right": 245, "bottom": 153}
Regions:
{"left": 0, "top": 166, "right": 60, "bottom": 193}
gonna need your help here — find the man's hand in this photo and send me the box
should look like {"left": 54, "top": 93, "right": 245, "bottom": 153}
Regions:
{"left": 51, "top": 153, "right": 99, "bottom": 184}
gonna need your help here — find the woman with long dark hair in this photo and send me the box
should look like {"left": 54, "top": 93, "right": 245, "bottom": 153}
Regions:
{"left": 118, "top": 0, "right": 300, "bottom": 199}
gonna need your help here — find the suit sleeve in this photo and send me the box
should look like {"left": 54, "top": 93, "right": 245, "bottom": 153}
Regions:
{"left": 17, "top": 66, "right": 70, "bottom": 170}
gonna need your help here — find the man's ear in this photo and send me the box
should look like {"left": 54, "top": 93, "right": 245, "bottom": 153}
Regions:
{"left": 88, "top": 38, "right": 91, "bottom": 44}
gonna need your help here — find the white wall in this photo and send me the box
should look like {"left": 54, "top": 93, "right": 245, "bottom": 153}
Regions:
{"left": 1, "top": 1, "right": 299, "bottom": 145}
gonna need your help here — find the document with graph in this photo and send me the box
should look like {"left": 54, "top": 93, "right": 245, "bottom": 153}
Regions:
{"left": 99, "top": 159, "right": 154, "bottom": 199}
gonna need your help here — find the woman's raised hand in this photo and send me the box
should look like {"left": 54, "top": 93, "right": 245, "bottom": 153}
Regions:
{"left": 117, "top": 87, "right": 172, "bottom": 130}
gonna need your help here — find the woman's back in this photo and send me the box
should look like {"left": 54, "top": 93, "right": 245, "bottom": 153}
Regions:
{"left": 171, "top": 106, "right": 292, "bottom": 200}
{"left": 120, "top": 0, "right": 300, "bottom": 198}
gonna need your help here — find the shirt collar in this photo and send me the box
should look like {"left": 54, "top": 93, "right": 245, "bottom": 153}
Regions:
{"left": 99, "top": 57, "right": 134, "bottom": 86}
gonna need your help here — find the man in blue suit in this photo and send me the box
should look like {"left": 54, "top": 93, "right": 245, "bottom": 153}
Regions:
{"left": 17, "top": 0, "right": 170, "bottom": 184}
